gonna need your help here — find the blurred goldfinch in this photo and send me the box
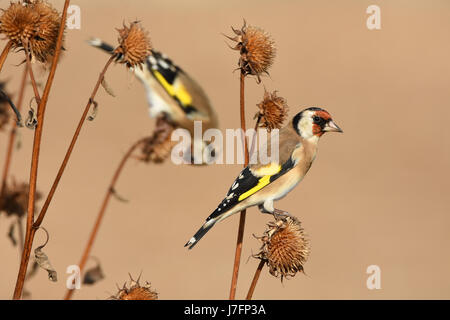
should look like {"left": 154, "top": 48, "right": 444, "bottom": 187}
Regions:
{"left": 185, "top": 107, "right": 343, "bottom": 249}
{"left": 89, "top": 38, "right": 218, "bottom": 163}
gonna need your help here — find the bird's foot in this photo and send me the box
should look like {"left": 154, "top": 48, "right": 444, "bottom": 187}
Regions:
{"left": 273, "top": 209, "right": 293, "bottom": 221}
{"left": 258, "top": 204, "right": 274, "bottom": 215}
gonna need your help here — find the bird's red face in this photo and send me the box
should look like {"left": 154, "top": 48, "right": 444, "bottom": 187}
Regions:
{"left": 293, "top": 107, "right": 343, "bottom": 140}
{"left": 311, "top": 110, "right": 343, "bottom": 137}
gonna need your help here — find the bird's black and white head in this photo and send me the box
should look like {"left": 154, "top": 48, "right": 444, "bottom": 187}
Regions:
{"left": 293, "top": 107, "right": 343, "bottom": 141}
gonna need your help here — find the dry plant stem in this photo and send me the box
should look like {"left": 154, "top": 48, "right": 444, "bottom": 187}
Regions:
{"left": 17, "top": 217, "right": 25, "bottom": 254}
{"left": 13, "top": 0, "right": 71, "bottom": 300}
{"left": 34, "top": 54, "right": 115, "bottom": 228}
{"left": 229, "top": 209, "right": 246, "bottom": 299}
{"left": 249, "top": 115, "right": 261, "bottom": 159}
{"left": 229, "top": 71, "right": 250, "bottom": 300}
{"left": 64, "top": 138, "right": 147, "bottom": 300}
{"left": 24, "top": 47, "right": 41, "bottom": 104}
{"left": 240, "top": 72, "right": 249, "bottom": 165}
{"left": 0, "top": 40, "right": 13, "bottom": 74}
{"left": 0, "top": 65, "right": 28, "bottom": 203}
{"left": 246, "top": 260, "right": 265, "bottom": 300}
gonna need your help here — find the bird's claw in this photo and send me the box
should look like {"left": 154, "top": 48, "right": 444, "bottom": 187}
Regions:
{"left": 273, "top": 209, "right": 293, "bottom": 221}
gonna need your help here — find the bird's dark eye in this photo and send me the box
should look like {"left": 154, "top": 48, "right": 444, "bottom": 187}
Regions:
{"left": 313, "top": 116, "right": 321, "bottom": 123}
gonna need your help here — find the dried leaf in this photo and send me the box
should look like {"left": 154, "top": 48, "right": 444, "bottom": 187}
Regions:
{"left": 101, "top": 78, "right": 116, "bottom": 97}
{"left": 87, "top": 99, "right": 98, "bottom": 121}
{"left": 26, "top": 107, "right": 37, "bottom": 129}
{"left": 7, "top": 222, "right": 17, "bottom": 247}
{"left": 0, "top": 180, "right": 41, "bottom": 218}
{"left": 35, "top": 248, "right": 57, "bottom": 282}
{"left": 15, "top": 130, "right": 22, "bottom": 150}
{"left": 34, "top": 227, "right": 57, "bottom": 282}
{"left": 83, "top": 258, "right": 105, "bottom": 285}
{"left": 111, "top": 188, "right": 129, "bottom": 203}
{"left": 0, "top": 88, "right": 22, "bottom": 126}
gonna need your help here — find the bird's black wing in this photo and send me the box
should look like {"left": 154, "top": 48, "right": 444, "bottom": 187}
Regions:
{"left": 207, "top": 157, "right": 297, "bottom": 221}
{"left": 146, "top": 50, "right": 198, "bottom": 116}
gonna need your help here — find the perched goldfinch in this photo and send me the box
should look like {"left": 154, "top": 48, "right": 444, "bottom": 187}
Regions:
{"left": 89, "top": 39, "right": 218, "bottom": 163}
{"left": 185, "top": 107, "right": 343, "bottom": 249}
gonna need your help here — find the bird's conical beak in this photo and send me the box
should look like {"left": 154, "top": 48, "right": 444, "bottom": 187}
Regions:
{"left": 324, "top": 120, "right": 343, "bottom": 133}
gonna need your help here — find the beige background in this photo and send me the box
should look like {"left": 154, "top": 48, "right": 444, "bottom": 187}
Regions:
{"left": 0, "top": 0, "right": 449, "bottom": 300}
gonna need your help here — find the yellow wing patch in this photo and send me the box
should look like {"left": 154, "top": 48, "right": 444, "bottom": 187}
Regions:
{"left": 174, "top": 83, "right": 193, "bottom": 106}
{"left": 238, "top": 164, "right": 282, "bottom": 202}
{"left": 252, "top": 162, "right": 282, "bottom": 177}
{"left": 154, "top": 71, "right": 193, "bottom": 106}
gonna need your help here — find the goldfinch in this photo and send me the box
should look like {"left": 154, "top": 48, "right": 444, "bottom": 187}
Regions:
{"left": 89, "top": 39, "right": 218, "bottom": 163}
{"left": 185, "top": 107, "right": 343, "bottom": 249}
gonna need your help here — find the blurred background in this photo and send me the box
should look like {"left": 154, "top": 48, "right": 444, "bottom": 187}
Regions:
{"left": 0, "top": 0, "right": 449, "bottom": 299}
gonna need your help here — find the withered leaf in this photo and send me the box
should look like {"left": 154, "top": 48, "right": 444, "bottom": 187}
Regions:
{"left": 83, "top": 264, "right": 105, "bottom": 285}
{"left": 15, "top": 130, "right": 22, "bottom": 150}
{"left": 7, "top": 222, "right": 17, "bottom": 247}
{"left": 0, "top": 88, "right": 22, "bottom": 126}
{"left": 87, "top": 99, "right": 99, "bottom": 121}
{"left": 101, "top": 78, "right": 116, "bottom": 97}
{"left": 35, "top": 247, "right": 57, "bottom": 282}
{"left": 34, "top": 227, "right": 57, "bottom": 282}
{"left": 26, "top": 107, "right": 37, "bottom": 129}
{"left": 111, "top": 188, "right": 129, "bottom": 203}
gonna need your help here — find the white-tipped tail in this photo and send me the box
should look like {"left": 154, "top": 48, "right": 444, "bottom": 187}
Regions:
{"left": 185, "top": 237, "right": 197, "bottom": 248}
{"left": 184, "top": 220, "right": 216, "bottom": 250}
{"left": 87, "top": 38, "right": 115, "bottom": 53}
{"left": 88, "top": 38, "right": 102, "bottom": 47}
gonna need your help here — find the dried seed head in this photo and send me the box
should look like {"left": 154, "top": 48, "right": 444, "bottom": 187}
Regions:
{"left": 115, "top": 21, "right": 152, "bottom": 69}
{"left": 111, "top": 274, "right": 158, "bottom": 300}
{"left": 0, "top": 0, "right": 64, "bottom": 63}
{"left": 0, "top": 2, "right": 39, "bottom": 46}
{"left": 139, "top": 116, "right": 177, "bottom": 163}
{"left": 227, "top": 20, "right": 276, "bottom": 81}
{"left": 256, "top": 216, "right": 310, "bottom": 281}
{"left": 28, "top": 0, "right": 63, "bottom": 63}
{"left": 0, "top": 180, "right": 42, "bottom": 218}
{"left": 256, "top": 90, "right": 288, "bottom": 131}
{"left": 143, "top": 136, "right": 177, "bottom": 163}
